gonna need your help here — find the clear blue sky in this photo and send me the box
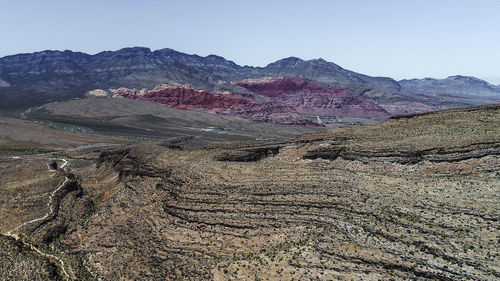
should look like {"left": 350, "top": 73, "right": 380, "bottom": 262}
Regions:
{"left": 1, "top": 0, "right": 499, "bottom": 82}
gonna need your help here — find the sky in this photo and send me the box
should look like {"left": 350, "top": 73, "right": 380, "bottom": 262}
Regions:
{"left": 1, "top": 0, "right": 499, "bottom": 83}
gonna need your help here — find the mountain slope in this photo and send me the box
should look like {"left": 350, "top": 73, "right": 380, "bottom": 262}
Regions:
{"left": 1, "top": 47, "right": 499, "bottom": 116}
{"left": 234, "top": 77, "right": 389, "bottom": 117}
{"left": 400, "top": 75, "right": 500, "bottom": 104}
{"left": 105, "top": 83, "right": 321, "bottom": 126}
{"left": 1, "top": 104, "right": 498, "bottom": 280}
{"left": 88, "top": 76, "right": 391, "bottom": 126}
{"left": 261, "top": 57, "right": 402, "bottom": 101}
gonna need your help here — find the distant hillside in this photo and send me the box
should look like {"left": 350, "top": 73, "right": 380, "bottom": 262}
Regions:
{"left": 400, "top": 75, "right": 500, "bottom": 104}
{"left": 1, "top": 47, "right": 499, "bottom": 117}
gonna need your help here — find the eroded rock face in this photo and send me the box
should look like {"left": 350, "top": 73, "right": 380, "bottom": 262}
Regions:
{"left": 113, "top": 84, "right": 251, "bottom": 110}
{"left": 111, "top": 83, "right": 322, "bottom": 126}
{"left": 215, "top": 144, "right": 282, "bottom": 162}
{"left": 235, "top": 77, "right": 312, "bottom": 98}
{"left": 86, "top": 89, "right": 110, "bottom": 97}
{"left": 214, "top": 102, "right": 322, "bottom": 126}
{"left": 2, "top": 104, "right": 498, "bottom": 280}
{"left": 235, "top": 77, "right": 390, "bottom": 117}
{"left": 110, "top": 77, "right": 390, "bottom": 125}
{"left": 302, "top": 104, "right": 500, "bottom": 164}
{"left": 79, "top": 105, "right": 499, "bottom": 280}
{"left": 107, "top": 78, "right": 389, "bottom": 125}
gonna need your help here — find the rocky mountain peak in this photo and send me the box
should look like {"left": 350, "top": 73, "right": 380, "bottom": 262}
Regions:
{"left": 446, "top": 75, "right": 492, "bottom": 85}
{"left": 266, "top": 57, "right": 304, "bottom": 68}
{"left": 1, "top": 46, "right": 498, "bottom": 114}
{"left": 399, "top": 75, "right": 500, "bottom": 101}
{"left": 310, "top": 57, "right": 341, "bottom": 67}
{"left": 235, "top": 76, "right": 389, "bottom": 117}
{"left": 115, "top": 47, "right": 152, "bottom": 54}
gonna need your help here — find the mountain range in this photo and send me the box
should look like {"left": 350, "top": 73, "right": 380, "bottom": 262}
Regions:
{"left": 1, "top": 47, "right": 498, "bottom": 125}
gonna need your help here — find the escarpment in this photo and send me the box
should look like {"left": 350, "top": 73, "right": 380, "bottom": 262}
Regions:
{"left": 304, "top": 139, "right": 500, "bottom": 164}
{"left": 301, "top": 104, "right": 500, "bottom": 166}
{"left": 2, "top": 104, "right": 498, "bottom": 280}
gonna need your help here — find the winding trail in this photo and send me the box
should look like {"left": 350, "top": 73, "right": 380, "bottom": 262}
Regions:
{"left": 2, "top": 143, "right": 120, "bottom": 279}
{"left": 4, "top": 177, "right": 70, "bottom": 237}
{"left": 3, "top": 159, "right": 74, "bottom": 280}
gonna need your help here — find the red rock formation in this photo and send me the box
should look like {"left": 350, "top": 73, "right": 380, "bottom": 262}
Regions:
{"left": 214, "top": 102, "right": 323, "bottom": 127}
{"left": 111, "top": 83, "right": 321, "bottom": 126}
{"left": 113, "top": 84, "right": 251, "bottom": 110}
{"left": 275, "top": 90, "right": 389, "bottom": 117}
{"left": 235, "top": 77, "right": 389, "bottom": 117}
{"left": 110, "top": 78, "right": 388, "bottom": 125}
{"left": 235, "top": 77, "right": 310, "bottom": 98}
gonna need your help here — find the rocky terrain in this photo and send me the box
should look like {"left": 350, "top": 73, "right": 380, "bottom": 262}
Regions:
{"left": 1, "top": 47, "right": 498, "bottom": 117}
{"left": 0, "top": 104, "right": 498, "bottom": 280}
{"left": 105, "top": 83, "right": 320, "bottom": 126}
{"left": 4, "top": 97, "right": 321, "bottom": 149}
{"left": 0, "top": 235, "right": 63, "bottom": 280}
{"left": 214, "top": 102, "right": 319, "bottom": 126}
{"left": 89, "top": 77, "right": 391, "bottom": 126}
{"left": 110, "top": 84, "right": 251, "bottom": 111}
{"left": 234, "top": 77, "right": 389, "bottom": 117}
{"left": 400, "top": 76, "right": 500, "bottom": 104}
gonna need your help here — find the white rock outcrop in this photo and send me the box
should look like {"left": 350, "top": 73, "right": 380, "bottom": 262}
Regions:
{"left": 0, "top": 77, "right": 10, "bottom": 87}
{"left": 87, "top": 89, "right": 110, "bottom": 97}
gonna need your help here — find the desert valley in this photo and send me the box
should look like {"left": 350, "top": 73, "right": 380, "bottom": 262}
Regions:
{"left": 0, "top": 45, "right": 498, "bottom": 280}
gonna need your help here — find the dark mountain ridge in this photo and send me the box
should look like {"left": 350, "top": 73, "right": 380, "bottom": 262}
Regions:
{"left": 0, "top": 47, "right": 498, "bottom": 114}
{"left": 400, "top": 75, "right": 500, "bottom": 100}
